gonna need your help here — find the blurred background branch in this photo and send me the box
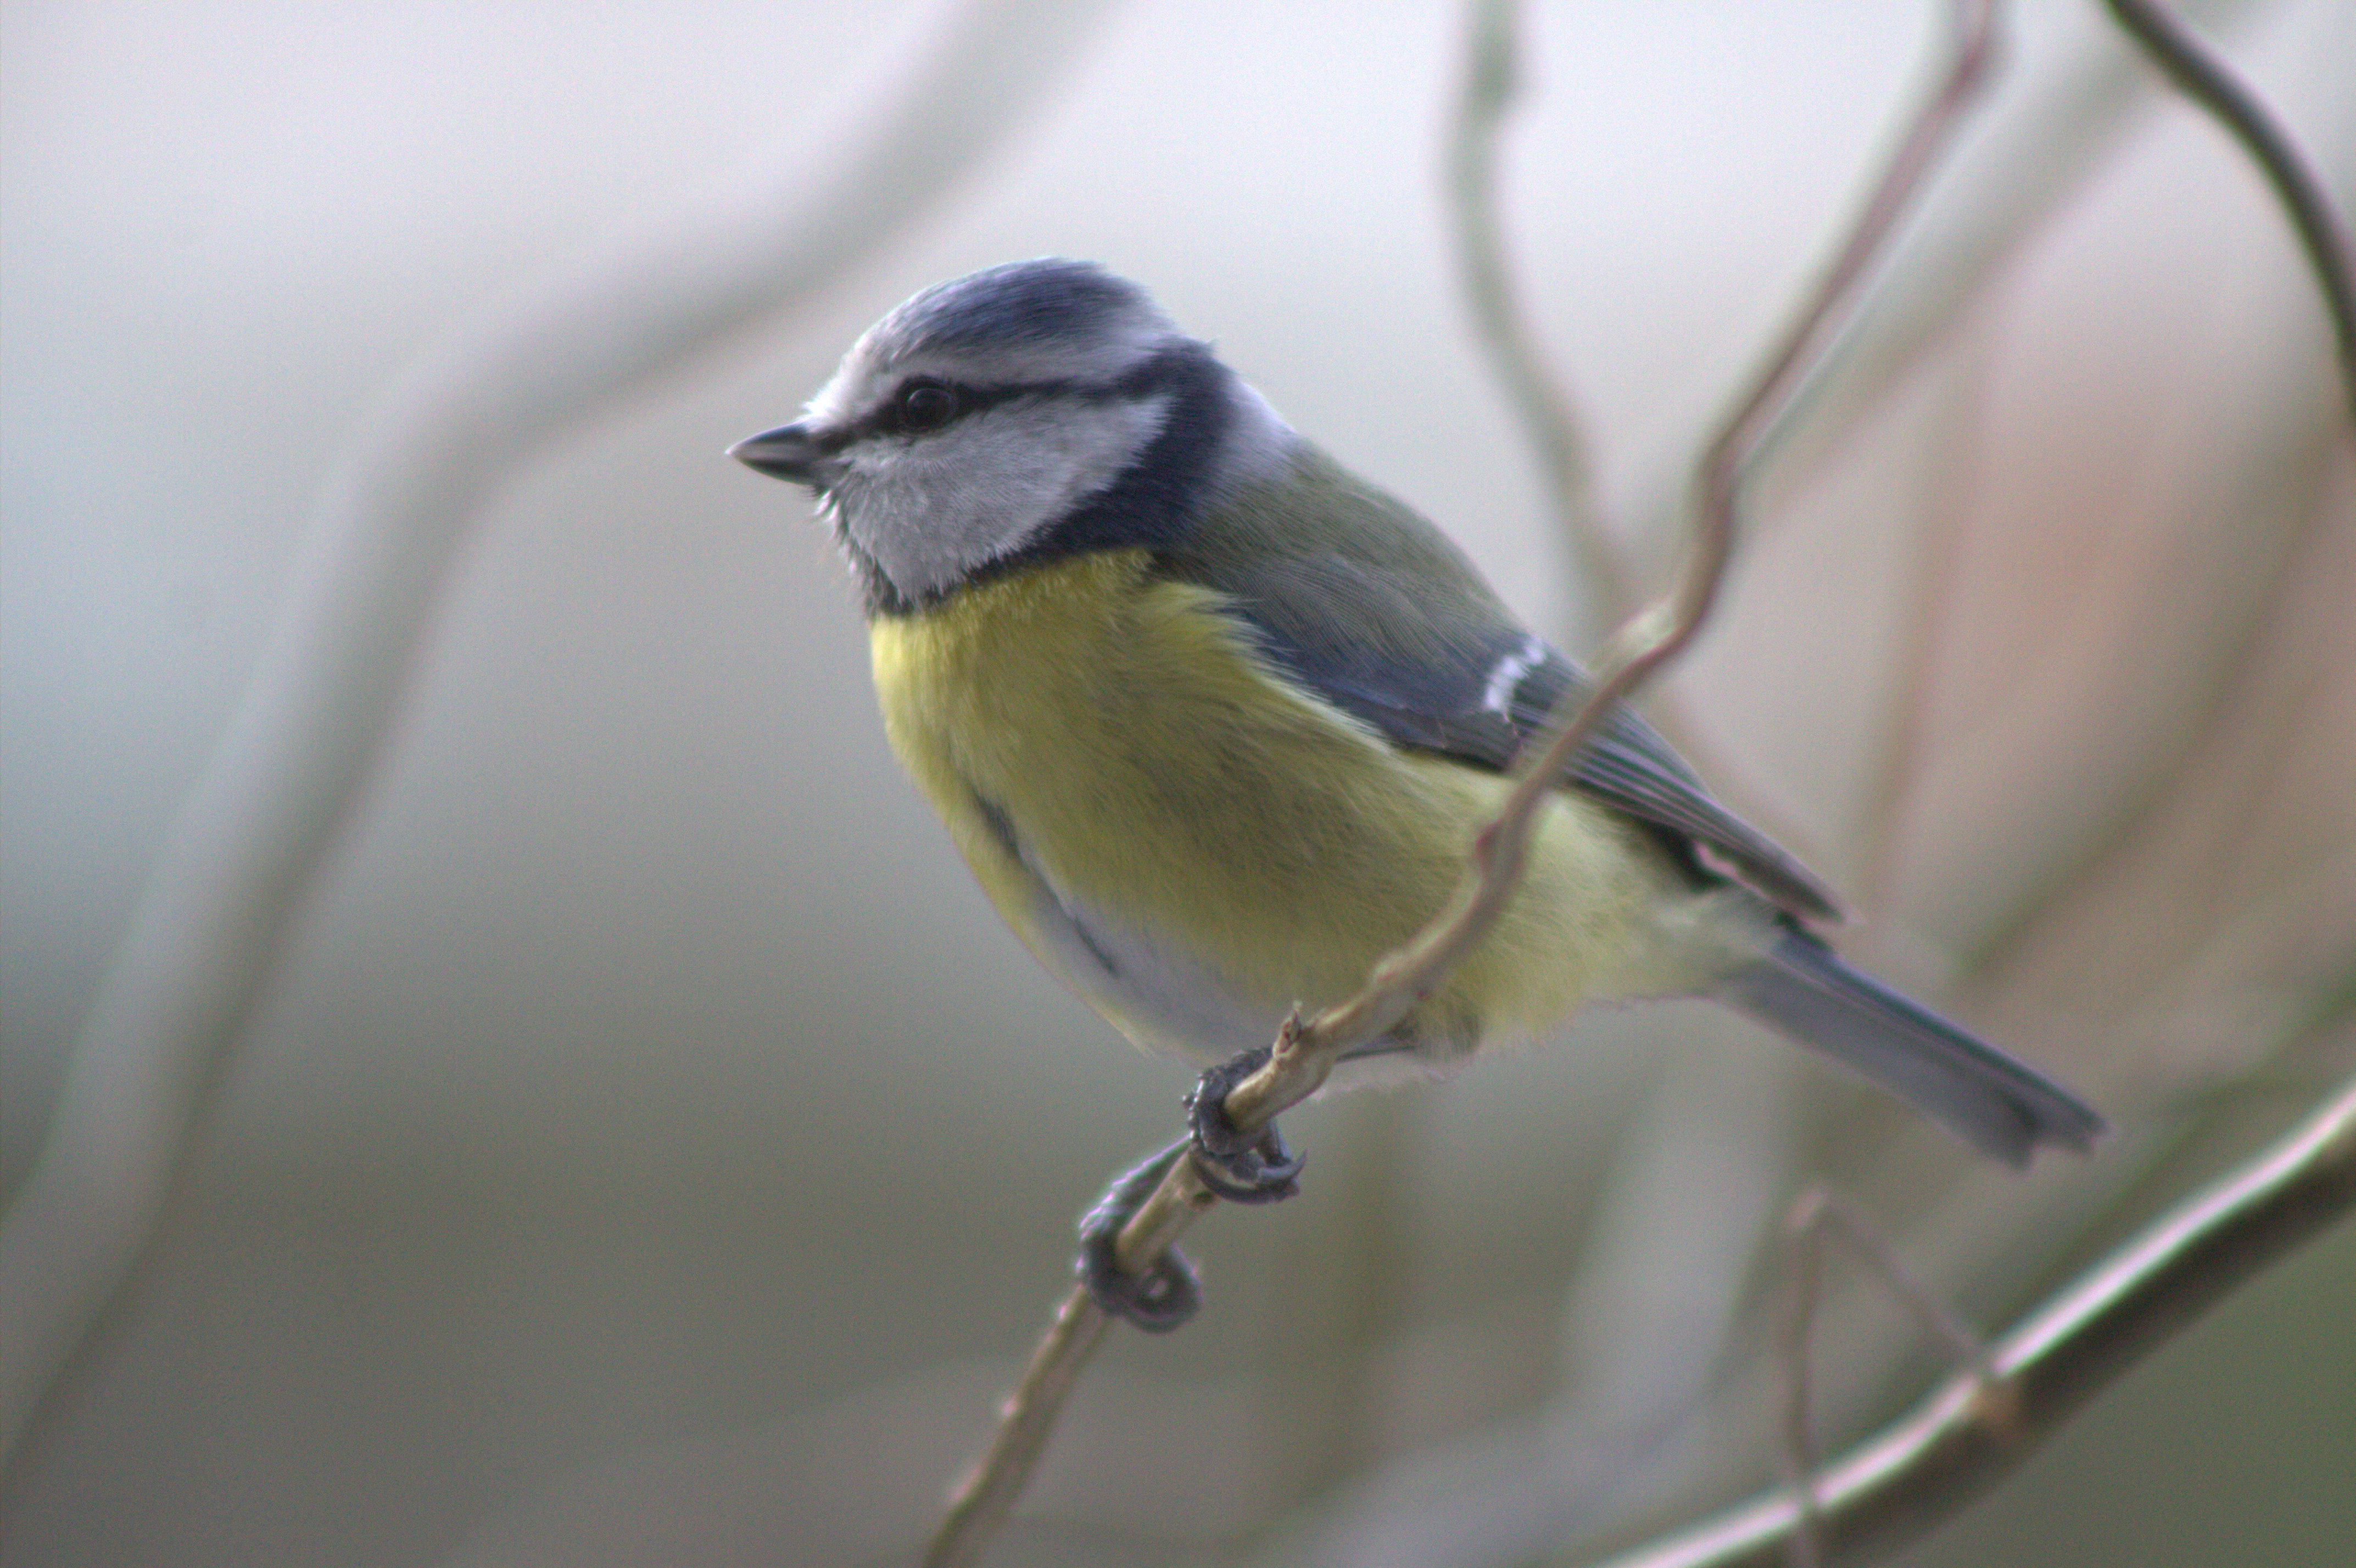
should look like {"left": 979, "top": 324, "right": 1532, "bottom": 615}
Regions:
{"left": 1445, "top": 0, "right": 1627, "bottom": 626}
{"left": 1441, "top": 0, "right": 1750, "bottom": 794}
{"left": 0, "top": 0, "right": 1113, "bottom": 1462}
{"left": 1717, "top": 0, "right": 2276, "bottom": 541}
{"left": 2100, "top": 0, "right": 2354, "bottom": 417}
{"left": 1578, "top": 1072, "right": 2356, "bottom": 1568}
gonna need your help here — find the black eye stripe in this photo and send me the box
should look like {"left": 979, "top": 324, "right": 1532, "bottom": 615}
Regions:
{"left": 831, "top": 351, "right": 1193, "bottom": 451}
{"left": 825, "top": 382, "right": 1000, "bottom": 448}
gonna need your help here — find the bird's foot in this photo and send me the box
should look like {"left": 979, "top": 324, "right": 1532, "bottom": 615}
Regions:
{"left": 1074, "top": 1049, "right": 1303, "bottom": 1333}
{"left": 1076, "top": 1138, "right": 1200, "bottom": 1332}
{"left": 1185, "top": 1045, "right": 1304, "bottom": 1204}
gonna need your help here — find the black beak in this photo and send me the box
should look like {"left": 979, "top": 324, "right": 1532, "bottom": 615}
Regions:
{"left": 728, "top": 421, "right": 826, "bottom": 485}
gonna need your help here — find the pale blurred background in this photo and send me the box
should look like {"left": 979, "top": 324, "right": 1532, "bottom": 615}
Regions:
{"left": 4, "top": 2, "right": 2352, "bottom": 1565}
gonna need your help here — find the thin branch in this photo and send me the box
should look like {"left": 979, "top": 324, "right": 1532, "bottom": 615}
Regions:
{"left": 1446, "top": 0, "right": 1632, "bottom": 624}
{"left": 1777, "top": 1189, "right": 1999, "bottom": 1568}
{"left": 1687, "top": 0, "right": 2269, "bottom": 557}
{"left": 0, "top": 0, "right": 1114, "bottom": 1464}
{"left": 921, "top": 3, "right": 2003, "bottom": 1561}
{"left": 2100, "top": 0, "right": 2356, "bottom": 425}
{"left": 924, "top": 1283, "right": 1122, "bottom": 1568}
{"left": 1575, "top": 1072, "right": 2356, "bottom": 1568}
{"left": 1694, "top": 0, "right": 2000, "bottom": 527}
{"left": 1442, "top": 0, "right": 1755, "bottom": 818}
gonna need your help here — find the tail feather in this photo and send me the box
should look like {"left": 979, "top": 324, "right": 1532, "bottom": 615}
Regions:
{"left": 1714, "top": 931, "right": 2102, "bottom": 1166}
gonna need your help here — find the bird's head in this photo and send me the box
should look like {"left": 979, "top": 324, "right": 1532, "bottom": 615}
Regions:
{"left": 730, "top": 258, "right": 1292, "bottom": 613}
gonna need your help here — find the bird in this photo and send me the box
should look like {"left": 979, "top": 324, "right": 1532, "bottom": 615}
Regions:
{"left": 730, "top": 257, "right": 2101, "bottom": 1327}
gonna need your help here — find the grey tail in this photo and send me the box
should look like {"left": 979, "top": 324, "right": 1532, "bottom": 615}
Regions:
{"left": 1713, "top": 929, "right": 2103, "bottom": 1166}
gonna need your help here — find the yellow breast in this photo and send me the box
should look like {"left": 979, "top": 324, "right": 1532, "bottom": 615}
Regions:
{"left": 867, "top": 550, "right": 1701, "bottom": 1060}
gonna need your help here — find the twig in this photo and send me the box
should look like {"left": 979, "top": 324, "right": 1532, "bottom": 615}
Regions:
{"left": 1446, "top": 0, "right": 1631, "bottom": 623}
{"left": 1576, "top": 1072, "right": 2356, "bottom": 1568}
{"left": 923, "top": 1281, "right": 1123, "bottom": 1568}
{"left": 1442, "top": 0, "right": 1746, "bottom": 805}
{"left": 2100, "top": 0, "right": 2356, "bottom": 425}
{"left": 1777, "top": 1189, "right": 2000, "bottom": 1568}
{"left": 0, "top": 0, "right": 1114, "bottom": 1464}
{"left": 920, "top": 4, "right": 2003, "bottom": 1563}
{"left": 1721, "top": 0, "right": 2270, "bottom": 547}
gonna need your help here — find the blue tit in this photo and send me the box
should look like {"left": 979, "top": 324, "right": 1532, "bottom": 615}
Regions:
{"left": 730, "top": 258, "right": 2101, "bottom": 1188}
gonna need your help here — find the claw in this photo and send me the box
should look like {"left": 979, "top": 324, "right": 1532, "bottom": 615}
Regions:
{"left": 1186, "top": 1046, "right": 1304, "bottom": 1205}
{"left": 1075, "top": 1138, "right": 1201, "bottom": 1332}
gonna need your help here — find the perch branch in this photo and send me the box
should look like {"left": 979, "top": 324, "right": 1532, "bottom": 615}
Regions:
{"left": 1576, "top": 1072, "right": 2356, "bottom": 1568}
{"left": 922, "top": 3, "right": 2002, "bottom": 1563}
{"left": 2100, "top": 0, "right": 2356, "bottom": 424}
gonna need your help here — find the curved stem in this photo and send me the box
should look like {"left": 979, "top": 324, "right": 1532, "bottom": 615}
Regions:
{"left": 1447, "top": 0, "right": 1630, "bottom": 624}
{"left": 2100, "top": 0, "right": 2356, "bottom": 425}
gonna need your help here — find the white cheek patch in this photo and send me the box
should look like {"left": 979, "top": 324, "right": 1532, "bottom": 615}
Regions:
{"left": 834, "top": 395, "right": 1170, "bottom": 601}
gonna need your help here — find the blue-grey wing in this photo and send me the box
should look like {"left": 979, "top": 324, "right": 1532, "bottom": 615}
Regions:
{"left": 1163, "top": 446, "right": 1841, "bottom": 922}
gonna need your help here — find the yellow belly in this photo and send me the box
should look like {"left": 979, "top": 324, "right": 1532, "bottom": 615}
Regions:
{"left": 868, "top": 550, "right": 1722, "bottom": 1061}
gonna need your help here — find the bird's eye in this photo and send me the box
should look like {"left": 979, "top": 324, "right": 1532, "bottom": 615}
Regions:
{"left": 896, "top": 381, "right": 959, "bottom": 433}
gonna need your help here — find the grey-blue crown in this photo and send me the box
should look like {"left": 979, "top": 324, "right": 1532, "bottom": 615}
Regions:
{"left": 881, "top": 258, "right": 1160, "bottom": 355}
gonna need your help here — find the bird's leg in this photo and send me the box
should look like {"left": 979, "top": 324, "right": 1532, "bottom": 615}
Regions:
{"left": 1185, "top": 1045, "right": 1305, "bottom": 1203}
{"left": 1075, "top": 1136, "right": 1201, "bottom": 1332}
{"left": 1075, "top": 1048, "right": 1304, "bottom": 1333}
